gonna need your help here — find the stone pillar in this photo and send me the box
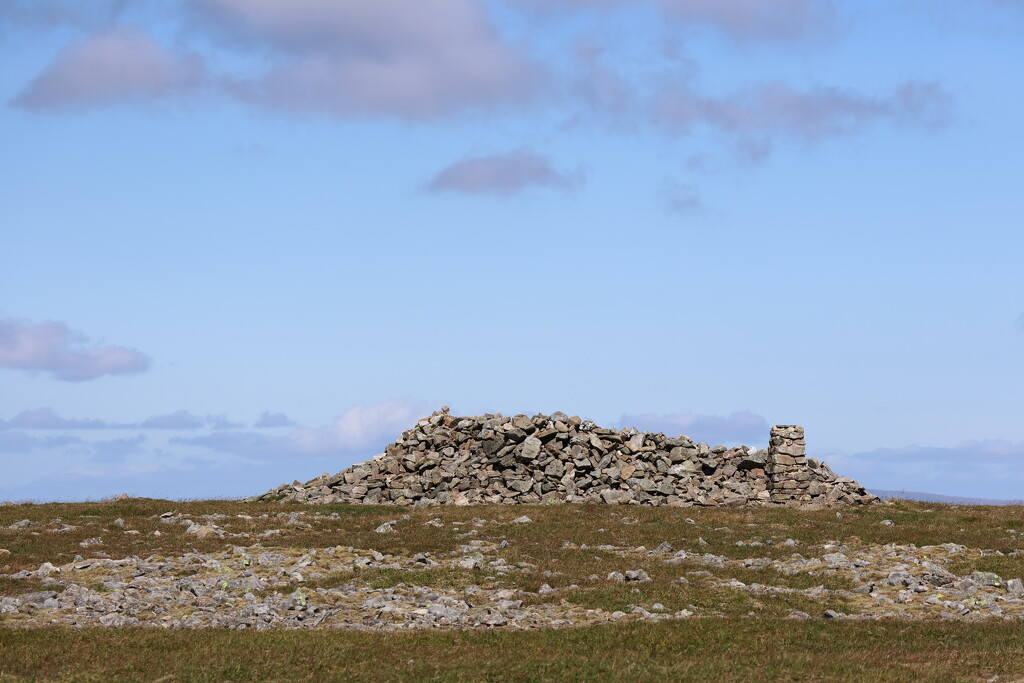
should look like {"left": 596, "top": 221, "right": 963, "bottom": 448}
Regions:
{"left": 767, "top": 425, "right": 810, "bottom": 503}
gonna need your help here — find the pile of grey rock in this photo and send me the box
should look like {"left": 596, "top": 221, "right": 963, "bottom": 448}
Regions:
{"left": 252, "top": 409, "right": 877, "bottom": 507}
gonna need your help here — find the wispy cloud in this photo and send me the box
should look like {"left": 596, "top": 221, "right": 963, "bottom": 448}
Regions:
{"left": 830, "top": 440, "right": 1024, "bottom": 500}
{"left": 193, "top": 0, "right": 543, "bottom": 119}
{"left": 140, "top": 410, "right": 241, "bottom": 430}
{"left": 0, "top": 407, "right": 110, "bottom": 430}
{"left": 0, "top": 319, "right": 151, "bottom": 381}
{"left": 0, "top": 431, "right": 84, "bottom": 454}
{"left": 0, "top": 0, "right": 127, "bottom": 31}
{"left": 654, "top": 0, "right": 838, "bottom": 42}
{"left": 139, "top": 410, "right": 207, "bottom": 430}
{"left": 12, "top": 27, "right": 205, "bottom": 110}
{"left": 650, "top": 80, "right": 952, "bottom": 146}
{"left": 0, "top": 407, "right": 243, "bottom": 431}
{"left": 663, "top": 179, "right": 704, "bottom": 215}
{"left": 254, "top": 411, "right": 296, "bottom": 428}
{"left": 88, "top": 435, "right": 148, "bottom": 463}
{"left": 427, "top": 149, "right": 583, "bottom": 196}
{"left": 562, "top": 40, "right": 952, "bottom": 161}
{"left": 509, "top": 0, "right": 838, "bottom": 43}
{"left": 619, "top": 410, "right": 770, "bottom": 446}
{"left": 177, "top": 397, "right": 441, "bottom": 458}
{"left": 6, "top": 0, "right": 952, "bottom": 156}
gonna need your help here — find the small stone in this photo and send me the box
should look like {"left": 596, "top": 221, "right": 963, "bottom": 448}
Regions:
{"left": 375, "top": 522, "right": 396, "bottom": 533}
{"left": 1007, "top": 578, "right": 1023, "bottom": 595}
{"left": 510, "top": 516, "right": 533, "bottom": 524}
{"left": 19, "top": 591, "right": 57, "bottom": 606}
{"left": 35, "top": 562, "right": 58, "bottom": 577}
{"left": 822, "top": 610, "right": 842, "bottom": 619}
{"left": 607, "top": 572, "right": 626, "bottom": 582}
{"left": 99, "top": 613, "right": 138, "bottom": 627}
{"left": 624, "top": 569, "right": 651, "bottom": 582}
{"left": 880, "top": 519, "right": 894, "bottom": 526}
{"left": 601, "top": 490, "right": 623, "bottom": 504}
{"left": 457, "top": 556, "right": 482, "bottom": 569}
{"left": 518, "top": 437, "right": 542, "bottom": 460}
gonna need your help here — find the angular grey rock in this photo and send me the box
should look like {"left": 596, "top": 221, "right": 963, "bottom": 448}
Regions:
{"left": 971, "top": 571, "right": 1002, "bottom": 587}
{"left": 518, "top": 437, "right": 542, "bottom": 461}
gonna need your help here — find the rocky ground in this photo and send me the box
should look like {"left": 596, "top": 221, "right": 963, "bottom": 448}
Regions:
{"left": 3, "top": 505, "right": 1023, "bottom": 631}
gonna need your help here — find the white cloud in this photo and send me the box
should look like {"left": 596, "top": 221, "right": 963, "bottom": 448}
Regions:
{"left": 293, "top": 398, "right": 439, "bottom": 452}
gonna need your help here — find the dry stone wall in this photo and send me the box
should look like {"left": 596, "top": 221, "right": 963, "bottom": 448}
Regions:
{"left": 251, "top": 408, "right": 877, "bottom": 507}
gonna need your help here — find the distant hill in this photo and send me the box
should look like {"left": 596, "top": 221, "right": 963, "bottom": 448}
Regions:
{"left": 870, "top": 489, "right": 1022, "bottom": 506}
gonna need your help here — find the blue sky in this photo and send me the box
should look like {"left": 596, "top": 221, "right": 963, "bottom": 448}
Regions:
{"left": 2, "top": 0, "right": 1023, "bottom": 501}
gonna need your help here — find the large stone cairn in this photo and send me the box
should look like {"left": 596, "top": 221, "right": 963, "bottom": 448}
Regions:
{"left": 251, "top": 408, "right": 877, "bottom": 507}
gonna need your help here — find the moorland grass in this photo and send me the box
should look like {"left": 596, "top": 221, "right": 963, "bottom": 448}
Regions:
{"left": 3, "top": 618, "right": 1024, "bottom": 681}
{"left": 1, "top": 498, "right": 1023, "bottom": 681}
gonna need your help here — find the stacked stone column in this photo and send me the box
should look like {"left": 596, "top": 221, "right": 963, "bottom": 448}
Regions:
{"left": 767, "top": 425, "right": 811, "bottom": 502}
